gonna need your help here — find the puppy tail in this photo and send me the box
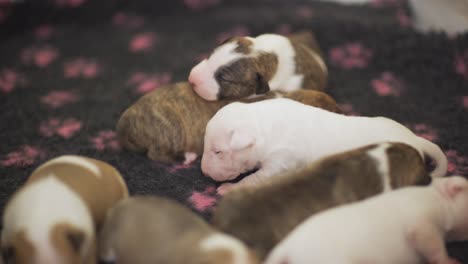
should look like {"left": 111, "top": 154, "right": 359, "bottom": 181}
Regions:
{"left": 418, "top": 137, "right": 448, "bottom": 178}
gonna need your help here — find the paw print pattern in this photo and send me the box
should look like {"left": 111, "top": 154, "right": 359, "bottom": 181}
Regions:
{"left": 127, "top": 72, "right": 172, "bottom": 94}
{"left": 35, "top": 24, "right": 55, "bottom": 39}
{"left": 446, "top": 150, "right": 468, "bottom": 175}
{"left": 455, "top": 51, "right": 468, "bottom": 80}
{"left": 90, "top": 130, "right": 120, "bottom": 151}
{"left": 0, "top": 69, "right": 27, "bottom": 94}
{"left": 21, "top": 46, "right": 59, "bottom": 68}
{"left": 39, "top": 118, "right": 82, "bottom": 139}
{"left": 40, "top": 90, "right": 79, "bottom": 108}
{"left": 0, "top": 145, "right": 45, "bottom": 168}
{"left": 129, "top": 32, "right": 157, "bottom": 52}
{"left": 64, "top": 58, "right": 101, "bottom": 79}
{"left": 184, "top": 0, "right": 220, "bottom": 11}
{"left": 462, "top": 96, "right": 468, "bottom": 109}
{"left": 112, "top": 12, "right": 145, "bottom": 29}
{"left": 409, "top": 123, "right": 438, "bottom": 142}
{"left": 329, "top": 42, "right": 373, "bottom": 69}
{"left": 188, "top": 186, "right": 218, "bottom": 212}
{"left": 371, "top": 72, "right": 405, "bottom": 97}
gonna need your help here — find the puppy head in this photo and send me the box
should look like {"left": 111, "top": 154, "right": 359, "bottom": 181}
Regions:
{"left": 201, "top": 103, "right": 260, "bottom": 181}
{"left": 188, "top": 37, "right": 273, "bottom": 101}
{"left": 433, "top": 176, "right": 468, "bottom": 241}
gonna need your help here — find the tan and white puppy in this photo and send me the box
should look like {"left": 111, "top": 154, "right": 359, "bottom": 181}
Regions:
{"left": 188, "top": 32, "right": 327, "bottom": 101}
{"left": 98, "top": 196, "right": 258, "bottom": 264}
{"left": 202, "top": 98, "right": 447, "bottom": 192}
{"left": 117, "top": 82, "right": 340, "bottom": 164}
{"left": 265, "top": 176, "right": 468, "bottom": 264}
{"left": 1, "top": 155, "right": 129, "bottom": 264}
{"left": 213, "top": 142, "right": 431, "bottom": 259}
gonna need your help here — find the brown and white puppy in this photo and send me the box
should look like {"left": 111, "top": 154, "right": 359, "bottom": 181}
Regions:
{"left": 116, "top": 82, "right": 340, "bottom": 164}
{"left": 98, "top": 196, "right": 258, "bottom": 264}
{"left": 212, "top": 142, "right": 431, "bottom": 260}
{"left": 265, "top": 175, "right": 468, "bottom": 264}
{"left": 188, "top": 31, "right": 327, "bottom": 101}
{"left": 1, "top": 155, "right": 129, "bottom": 264}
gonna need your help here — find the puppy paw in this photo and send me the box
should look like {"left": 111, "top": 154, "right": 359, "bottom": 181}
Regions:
{"left": 217, "top": 183, "right": 236, "bottom": 195}
{"left": 183, "top": 152, "right": 198, "bottom": 165}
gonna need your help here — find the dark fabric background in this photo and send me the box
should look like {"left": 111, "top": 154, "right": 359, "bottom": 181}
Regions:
{"left": 1, "top": 0, "right": 467, "bottom": 261}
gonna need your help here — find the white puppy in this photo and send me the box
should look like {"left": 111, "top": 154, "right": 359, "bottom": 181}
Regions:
{"left": 201, "top": 98, "right": 447, "bottom": 193}
{"left": 265, "top": 176, "right": 468, "bottom": 264}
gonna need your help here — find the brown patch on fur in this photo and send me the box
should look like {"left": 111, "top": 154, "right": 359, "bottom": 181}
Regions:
{"left": 234, "top": 37, "right": 253, "bottom": 54}
{"left": 26, "top": 156, "right": 129, "bottom": 227}
{"left": 255, "top": 52, "right": 279, "bottom": 83}
{"left": 386, "top": 143, "right": 430, "bottom": 187}
{"left": 288, "top": 31, "right": 323, "bottom": 56}
{"left": 50, "top": 222, "right": 96, "bottom": 264}
{"left": 99, "top": 196, "right": 252, "bottom": 264}
{"left": 117, "top": 82, "right": 340, "bottom": 163}
{"left": 215, "top": 58, "right": 261, "bottom": 99}
{"left": 1, "top": 231, "right": 35, "bottom": 264}
{"left": 212, "top": 143, "right": 428, "bottom": 260}
{"left": 289, "top": 32, "right": 328, "bottom": 91}
{"left": 282, "top": 90, "right": 342, "bottom": 114}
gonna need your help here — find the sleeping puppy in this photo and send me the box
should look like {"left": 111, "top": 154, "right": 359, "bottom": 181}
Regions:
{"left": 212, "top": 142, "right": 431, "bottom": 259}
{"left": 116, "top": 82, "right": 340, "bottom": 164}
{"left": 98, "top": 196, "right": 258, "bottom": 264}
{"left": 265, "top": 175, "right": 468, "bottom": 264}
{"left": 1, "top": 155, "right": 129, "bottom": 264}
{"left": 201, "top": 98, "right": 447, "bottom": 192}
{"left": 188, "top": 31, "right": 327, "bottom": 101}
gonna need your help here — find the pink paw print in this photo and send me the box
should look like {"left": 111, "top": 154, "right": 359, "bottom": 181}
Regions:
{"left": 53, "top": 0, "right": 86, "bottom": 8}
{"left": 129, "top": 32, "right": 157, "bottom": 52}
{"left": 0, "top": 8, "right": 10, "bottom": 23}
{"left": 39, "top": 118, "right": 82, "bottom": 139}
{"left": 127, "top": 72, "right": 172, "bottom": 94}
{"left": 396, "top": 9, "right": 411, "bottom": 27}
{"left": 0, "top": 69, "right": 27, "bottom": 94}
{"left": 370, "top": 0, "right": 405, "bottom": 7}
{"left": 371, "top": 72, "right": 405, "bottom": 97}
{"left": 184, "top": 0, "right": 220, "bottom": 11}
{"left": 329, "top": 42, "right": 373, "bottom": 69}
{"left": 0, "top": 145, "right": 45, "bottom": 168}
{"left": 90, "top": 130, "right": 120, "bottom": 151}
{"left": 188, "top": 186, "right": 218, "bottom": 212}
{"left": 40, "top": 90, "right": 79, "bottom": 108}
{"left": 409, "top": 123, "right": 438, "bottom": 142}
{"left": 216, "top": 25, "right": 250, "bottom": 44}
{"left": 338, "top": 103, "right": 360, "bottom": 116}
{"left": 296, "top": 5, "right": 314, "bottom": 19}
{"left": 446, "top": 150, "right": 468, "bottom": 175}
{"left": 112, "top": 12, "right": 145, "bottom": 29}
{"left": 64, "top": 58, "right": 101, "bottom": 79}
{"left": 35, "top": 24, "right": 55, "bottom": 39}
{"left": 462, "top": 96, "right": 468, "bottom": 109}
{"left": 21, "top": 46, "right": 59, "bottom": 68}
{"left": 455, "top": 50, "right": 468, "bottom": 80}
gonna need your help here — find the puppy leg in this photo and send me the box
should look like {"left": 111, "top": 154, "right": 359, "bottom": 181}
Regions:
{"left": 183, "top": 152, "right": 198, "bottom": 165}
{"left": 406, "top": 222, "right": 458, "bottom": 264}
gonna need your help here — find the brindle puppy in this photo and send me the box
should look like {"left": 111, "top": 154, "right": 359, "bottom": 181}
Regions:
{"left": 188, "top": 31, "right": 328, "bottom": 101}
{"left": 212, "top": 142, "right": 431, "bottom": 260}
{"left": 116, "top": 82, "right": 341, "bottom": 164}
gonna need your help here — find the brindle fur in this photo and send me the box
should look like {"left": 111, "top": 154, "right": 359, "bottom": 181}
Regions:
{"left": 212, "top": 143, "right": 429, "bottom": 260}
{"left": 116, "top": 82, "right": 341, "bottom": 163}
{"left": 98, "top": 196, "right": 258, "bottom": 264}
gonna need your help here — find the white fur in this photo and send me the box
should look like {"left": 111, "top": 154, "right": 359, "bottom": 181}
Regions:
{"left": 410, "top": 0, "right": 468, "bottom": 34}
{"left": 2, "top": 176, "right": 94, "bottom": 264}
{"left": 34, "top": 155, "right": 101, "bottom": 178}
{"left": 265, "top": 176, "right": 468, "bottom": 264}
{"left": 200, "top": 233, "right": 251, "bottom": 264}
{"left": 202, "top": 99, "right": 447, "bottom": 188}
{"left": 367, "top": 143, "right": 392, "bottom": 192}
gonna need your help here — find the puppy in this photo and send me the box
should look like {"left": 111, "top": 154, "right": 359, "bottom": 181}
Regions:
{"left": 98, "top": 196, "right": 258, "bottom": 264}
{"left": 188, "top": 31, "right": 327, "bottom": 101}
{"left": 201, "top": 98, "right": 447, "bottom": 191}
{"left": 116, "top": 82, "right": 341, "bottom": 164}
{"left": 212, "top": 142, "right": 431, "bottom": 259}
{"left": 265, "top": 176, "right": 468, "bottom": 264}
{"left": 409, "top": 0, "right": 468, "bottom": 34}
{"left": 1, "top": 155, "right": 129, "bottom": 264}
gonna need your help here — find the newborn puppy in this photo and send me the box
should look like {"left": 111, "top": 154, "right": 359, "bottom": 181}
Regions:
{"left": 188, "top": 31, "right": 327, "bottom": 100}
{"left": 1, "top": 155, "right": 129, "bottom": 264}
{"left": 265, "top": 175, "right": 468, "bottom": 264}
{"left": 202, "top": 98, "right": 447, "bottom": 191}
{"left": 98, "top": 196, "right": 258, "bottom": 264}
{"left": 116, "top": 82, "right": 340, "bottom": 164}
{"left": 212, "top": 142, "right": 431, "bottom": 259}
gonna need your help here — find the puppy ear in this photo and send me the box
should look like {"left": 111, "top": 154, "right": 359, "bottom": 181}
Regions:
{"left": 255, "top": 73, "right": 270, "bottom": 95}
{"left": 438, "top": 176, "right": 468, "bottom": 199}
{"left": 220, "top": 37, "right": 235, "bottom": 45}
{"left": 66, "top": 230, "right": 85, "bottom": 254}
{"left": 229, "top": 129, "right": 255, "bottom": 151}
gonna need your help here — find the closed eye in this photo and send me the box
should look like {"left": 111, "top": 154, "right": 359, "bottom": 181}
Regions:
{"left": 214, "top": 150, "right": 222, "bottom": 154}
